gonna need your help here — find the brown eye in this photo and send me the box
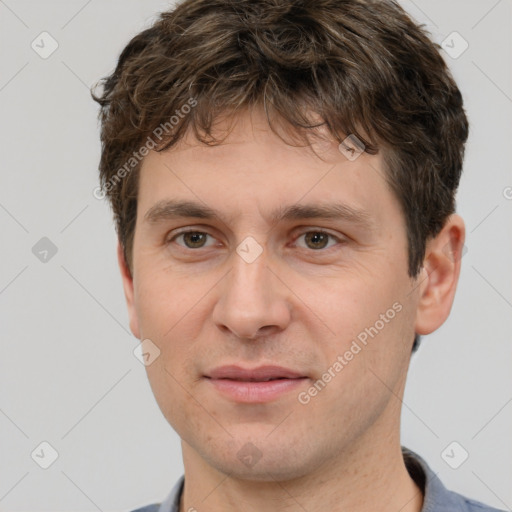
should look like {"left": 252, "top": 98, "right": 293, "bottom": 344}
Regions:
{"left": 170, "top": 231, "right": 215, "bottom": 249}
{"left": 182, "top": 232, "right": 207, "bottom": 248}
{"left": 304, "top": 232, "right": 330, "bottom": 250}
{"left": 293, "top": 229, "right": 347, "bottom": 253}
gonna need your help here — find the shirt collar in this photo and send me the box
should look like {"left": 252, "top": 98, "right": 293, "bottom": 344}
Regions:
{"left": 402, "top": 446, "right": 468, "bottom": 512}
{"left": 157, "top": 474, "right": 183, "bottom": 512}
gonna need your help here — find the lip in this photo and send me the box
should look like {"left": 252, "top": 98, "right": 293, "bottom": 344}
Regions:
{"left": 204, "top": 365, "right": 308, "bottom": 403}
{"left": 206, "top": 365, "right": 305, "bottom": 381}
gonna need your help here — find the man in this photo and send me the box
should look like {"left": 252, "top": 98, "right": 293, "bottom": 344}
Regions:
{"left": 91, "top": 0, "right": 505, "bottom": 511}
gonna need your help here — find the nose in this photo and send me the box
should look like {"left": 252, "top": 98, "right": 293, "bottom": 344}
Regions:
{"left": 211, "top": 245, "right": 291, "bottom": 340}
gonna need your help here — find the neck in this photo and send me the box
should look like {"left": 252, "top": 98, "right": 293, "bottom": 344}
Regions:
{"left": 179, "top": 427, "right": 423, "bottom": 512}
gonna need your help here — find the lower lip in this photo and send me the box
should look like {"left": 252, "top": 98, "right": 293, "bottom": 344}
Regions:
{"left": 206, "top": 377, "right": 308, "bottom": 403}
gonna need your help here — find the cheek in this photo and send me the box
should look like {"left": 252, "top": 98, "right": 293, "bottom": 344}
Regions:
{"left": 143, "top": 331, "right": 205, "bottom": 434}
{"left": 308, "top": 274, "right": 389, "bottom": 331}
{"left": 134, "top": 272, "right": 211, "bottom": 410}
{"left": 311, "top": 272, "right": 412, "bottom": 367}
{"left": 134, "top": 267, "right": 207, "bottom": 338}
{"left": 145, "top": 362, "right": 193, "bottom": 438}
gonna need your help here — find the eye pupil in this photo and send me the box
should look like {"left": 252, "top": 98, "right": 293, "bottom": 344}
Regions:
{"left": 305, "top": 232, "right": 329, "bottom": 250}
{"left": 184, "top": 232, "right": 206, "bottom": 248}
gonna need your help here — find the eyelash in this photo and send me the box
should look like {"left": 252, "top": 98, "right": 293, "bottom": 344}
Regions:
{"left": 166, "top": 229, "right": 345, "bottom": 252}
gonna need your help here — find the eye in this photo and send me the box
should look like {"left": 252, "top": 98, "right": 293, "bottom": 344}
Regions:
{"left": 294, "top": 230, "right": 343, "bottom": 251}
{"left": 169, "top": 230, "right": 217, "bottom": 249}
{"left": 167, "top": 228, "right": 344, "bottom": 252}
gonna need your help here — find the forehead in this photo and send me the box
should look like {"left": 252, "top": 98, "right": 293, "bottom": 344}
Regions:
{"left": 136, "top": 109, "right": 400, "bottom": 231}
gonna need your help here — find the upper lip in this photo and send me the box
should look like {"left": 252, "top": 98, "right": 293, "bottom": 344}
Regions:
{"left": 206, "top": 365, "right": 306, "bottom": 381}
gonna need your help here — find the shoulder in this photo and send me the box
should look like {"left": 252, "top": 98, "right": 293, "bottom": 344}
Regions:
{"left": 128, "top": 475, "right": 184, "bottom": 512}
{"left": 401, "top": 447, "right": 507, "bottom": 512}
{"left": 452, "top": 491, "right": 507, "bottom": 512}
{"left": 128, "top": 504, "right": 161, "bottom": 512}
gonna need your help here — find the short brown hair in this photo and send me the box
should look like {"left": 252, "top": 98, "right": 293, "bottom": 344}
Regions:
{"left": 91, "top": 0, "right": 468, "bottom": 282}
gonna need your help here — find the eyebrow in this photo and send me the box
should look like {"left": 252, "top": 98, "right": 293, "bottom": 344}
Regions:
{"left": 144, "top": 199, "right": 376, "bottom": 230}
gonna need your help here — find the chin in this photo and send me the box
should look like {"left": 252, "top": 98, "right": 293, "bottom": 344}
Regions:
{"left": 202, "top": 439, "right": 318, "bottom": 483}
{"left": 212, "top": 458, "right": 311, "bottom": 483}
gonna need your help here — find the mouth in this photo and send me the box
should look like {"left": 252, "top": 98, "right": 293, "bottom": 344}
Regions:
{"left": 206, "top": 364, "right": 306, "bottom": 381}
{"left": 204, "top": 365, "right": 309, "bottom": 403}
{"left": 212, "top": 377, "right": 298, "bottom": 382}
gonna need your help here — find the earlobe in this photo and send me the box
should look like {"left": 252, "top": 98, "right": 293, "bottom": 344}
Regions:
{"left": 414, "top": 214, "right": 466, "bottom": 336}
{"left": 117, "top": 241, "right": 140, "bottom": 339}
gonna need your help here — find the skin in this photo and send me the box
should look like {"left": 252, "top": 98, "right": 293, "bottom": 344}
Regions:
{"left": 118, "top": 107, "right": 465, "bottom": 512}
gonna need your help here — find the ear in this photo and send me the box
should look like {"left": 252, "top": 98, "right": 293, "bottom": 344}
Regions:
{"left": 117, "top": 240, "right": 140, "bottom": 339}
{"left": 414, "top": 214, "right": 466, "bottom": 335}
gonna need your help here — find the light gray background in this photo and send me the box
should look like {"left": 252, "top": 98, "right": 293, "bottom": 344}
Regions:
{"left": 1, "top": 0, "right": 511, "bottom": 511}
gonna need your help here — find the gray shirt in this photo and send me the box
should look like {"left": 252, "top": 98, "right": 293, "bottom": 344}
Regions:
{"left": 130, "top": 447, "right": 506, "bottom": 512}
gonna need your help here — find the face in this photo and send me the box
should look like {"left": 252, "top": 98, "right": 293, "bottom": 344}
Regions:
{"left": 119, "top": 108, "right": 451, "bottom": 481}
